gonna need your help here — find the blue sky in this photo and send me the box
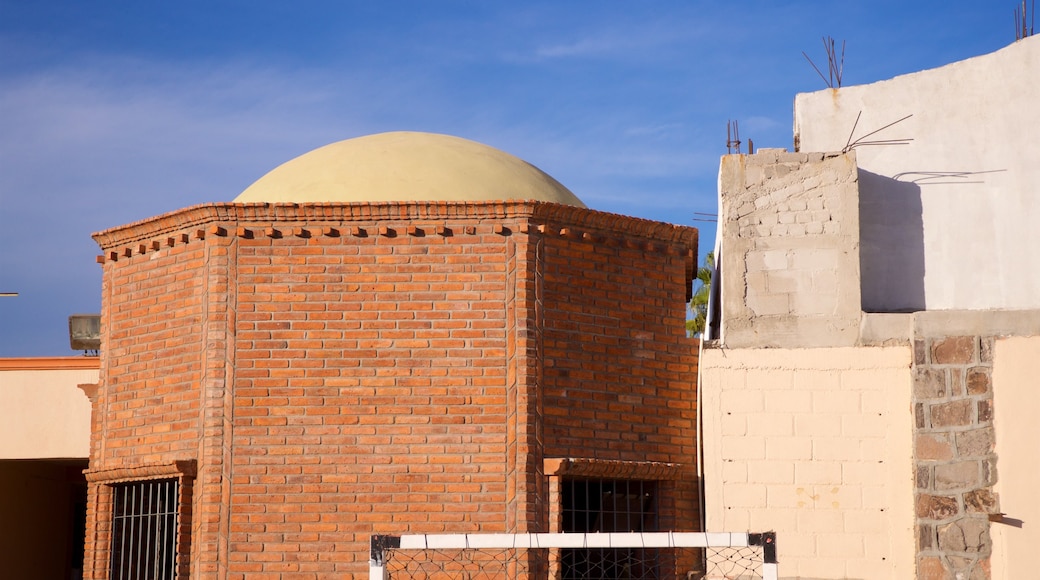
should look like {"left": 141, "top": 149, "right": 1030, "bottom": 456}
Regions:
{"left": 0, "top": 1, "right": 1020, "bottom": 355}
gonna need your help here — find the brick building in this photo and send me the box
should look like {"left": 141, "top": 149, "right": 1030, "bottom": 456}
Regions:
{"left": 83, "top": 132, "right": 700, "bottom": 578}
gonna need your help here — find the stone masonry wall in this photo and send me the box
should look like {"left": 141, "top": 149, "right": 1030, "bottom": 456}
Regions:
{"left": 914, "top": 335, "right": 999, "bottom": 580}
{"left": 719, "top": 150, "right": 861, "bottom": 348}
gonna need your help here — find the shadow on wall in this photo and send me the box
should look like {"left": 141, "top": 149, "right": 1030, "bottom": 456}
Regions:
{"left": 858, "top": 169, "right": 925, "bottom": 312}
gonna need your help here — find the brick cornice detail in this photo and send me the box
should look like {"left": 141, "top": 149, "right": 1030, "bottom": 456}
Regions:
{"left": 543, "top": 458, "right": 696, "bottom": 481}
{"left": 92, "top": 201, "right": 698, "bottom": 251}
{"left": 84, "top": 459, "right": 197, "bottom": 483}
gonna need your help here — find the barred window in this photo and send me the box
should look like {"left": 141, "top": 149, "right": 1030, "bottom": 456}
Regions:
{"left": 561, "top": 479, "right": 659, "bottom": 579}
{"left": 109, "top": 478, "right": 179, "bottom": 580}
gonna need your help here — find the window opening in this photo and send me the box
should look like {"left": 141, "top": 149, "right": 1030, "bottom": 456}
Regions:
{"left": 561, "top": 479, "right": 659, "bottom": 579}
{"left": 109, "top": 478, "right": 179, "bottom": 580}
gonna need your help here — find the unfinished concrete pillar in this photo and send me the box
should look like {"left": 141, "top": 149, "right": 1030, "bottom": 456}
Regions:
{"left": 718, "top": 149, "right": 861, "bottom": 348}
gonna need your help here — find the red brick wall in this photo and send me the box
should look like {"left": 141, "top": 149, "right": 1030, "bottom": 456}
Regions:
{"left": 229, "top": 221, "right": 516, "bottom": 575}
{"left": 97, "top": 238, "right": 206, "bottom": 464}
{"left": 540, "top": 230, "right": 699, "bottom": 465}
{"left": 87, "top": 202, "right": 698, "bottom": 578}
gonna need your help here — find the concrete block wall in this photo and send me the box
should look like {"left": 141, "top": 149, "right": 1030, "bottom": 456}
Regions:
{"left": 700, "top": 346, "right": 915, "bottom": 580}
{"left": 718, "top": 150, "right": 861, "bottom": 348}
{"left": 86, "top": 201, "right": 700, "bottom": 578}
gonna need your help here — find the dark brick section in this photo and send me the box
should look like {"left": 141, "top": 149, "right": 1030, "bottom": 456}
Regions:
{"left": 914, "top": 336, "right": 998, "bottom": 580}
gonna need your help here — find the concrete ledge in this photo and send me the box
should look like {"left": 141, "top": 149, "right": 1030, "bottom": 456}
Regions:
{"left": 859, "top": 313, "right": 913, "bottom": 346}
{"left": 914, "top": 310, "right": 1040, "bottom": 338}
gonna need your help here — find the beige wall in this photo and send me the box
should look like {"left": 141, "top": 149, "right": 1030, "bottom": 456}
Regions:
{"left": 0, "top": 360, "right": 96, "bottom": 459}
{"left": 701, "top": 346, "right": 914, "bottom": 579}
{"left": 794, "top": 36, "right": 1040, "bottom": 312}
{"left": 990, "top": 336, "right": 1040, "bottom": 580}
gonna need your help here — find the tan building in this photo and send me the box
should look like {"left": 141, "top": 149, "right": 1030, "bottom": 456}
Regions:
{"left": 0, "top": 356, "right": 97, "bottom": 579}
{"left": 701, "top": 35, "right": 1040, "bottom": 580}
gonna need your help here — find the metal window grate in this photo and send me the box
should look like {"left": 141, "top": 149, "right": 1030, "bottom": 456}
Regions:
{"left": 109, "top": 478, "right": 179, "bottom": 580}
{"left": 561, "top": 479, "right": 659, "bottom": 579}
{"left": 562, "top": 479, "right": 657, "bottom": 533}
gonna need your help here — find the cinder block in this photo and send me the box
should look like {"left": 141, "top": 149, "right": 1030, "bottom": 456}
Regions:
{"left": 842, "top": 462, "right": 888, "bottom": 486}
{"left": 764, "top": 390, "right": 811, "bottom": 414}
{"left": 796, "top": 509, "right": 844, "bottom": 533}
{"left": 816, "top": 533, "right": 865, "bottom": 558}
{"left": 794, "top": 414, "right": 842, "bottom": 437}
{"left": 724, "top": 483, "right": 768, "bottom": 508}
{"left": 794, "top": 463, "right": 844, "bottom": 486}
{"left": 812, "top": 390, "right": 861, "bottom": 414}
{"left": 843, "top": 510, "right": 884, "bottom": 534}
{"left": 721, "top": 389, "right": 764, "bottom": 413}
{"left": 813, "top": 437, "right": 862, "bottom": 462}
{"left": 794, "top": 370, "right": 841, "bottom": 390}
{"left": 765, "top": 436, "right": 813, "bottom": 460}
{"left": 721, "top": 436, "right": 766, "bottom": 460}
{"left": 720, "top": 413, "right": 747, "bottom": 436}
{"left": 841, "top": 413, "right": 885, "bottom": 438}
{"left": 721, "top": 460, "right": 748, "bottom": 483}
{"left": 745, "top": 368, "right": 793, "bottom": 390}
{"left": 747, "top": 413, "right": 794, "bottom": 437}
{"left": 747, "top": 292, "right": 791, "bottom": 316}
{"left": 747, "top": 460, "right": 796, "bottom": 484}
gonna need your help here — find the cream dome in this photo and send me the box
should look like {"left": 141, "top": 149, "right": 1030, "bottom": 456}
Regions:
{"left": 235, "top": 131, "right": 584, "bottom": 207}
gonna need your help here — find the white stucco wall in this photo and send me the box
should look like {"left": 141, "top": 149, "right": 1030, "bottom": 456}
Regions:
{"left": 794, "top": 36, "right": 1040, "bottom": 312}
{"left": 700, "top": 346, "right": 914, "bottom": 579}
{"left": 0, "top": 359, "right": 96, "bottom": 459}
{"left": 990, "top": 336, "right": 1040, "bottom": 580}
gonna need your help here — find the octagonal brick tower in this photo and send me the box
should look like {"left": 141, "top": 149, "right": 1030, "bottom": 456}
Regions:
{"left": 83, "top": 132, "right": 699, "bottom": 578}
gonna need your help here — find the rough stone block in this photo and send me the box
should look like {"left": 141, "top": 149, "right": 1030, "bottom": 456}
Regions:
{"left": 918, "top": 523, "right": 935, "bottom": 550}
{"left": 933, "top": 461, "right": 980, "bottom": 491}
{"left": 914, "top": 339, "right": 928, "bottom": 365}
{"left": 966, "top": 368, "right": 990, "bottom": 395}
{"left": 977, "top": 399, "right": 992, "bottom": 423}
{"left": 963, "top": 488, "right": 998, "bottom": 514}
{"left": 983, "top": 458, "right": 998, "bottom": 486}
{"left": 980, "top": 336, "right": 994, "bottom": 363}
{"left": 917, "top": 556, "right": 945, "bottom": 580}
{"left": 917, "top": 433, "right": 954, "bottom": 461}
{"left": 916, "top": 465, "right": 932, "bottom": 490}
{"left": 931, "top": 336, "right": 976, "bottom": 364}
{"left": 930, "top": 399, "right": 973, "bottom": 428}
{"left": 937, "top": 517, "right": 990, "bottom": 554}
{"left": 916, "top": 494, "right": 960, "bottom": 520}
{"left": 955, "top": 427, "right": 994, "bottom": 458}
{"left": 914, "top": 368, "right": 946, "bottom": 399}
{"left": 950, "top": 368, "right": 965, "bottom": 397}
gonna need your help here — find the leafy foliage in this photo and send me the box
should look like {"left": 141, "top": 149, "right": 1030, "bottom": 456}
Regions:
{"left": 686, "top": 251, "right": 713, "bottom": 337}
